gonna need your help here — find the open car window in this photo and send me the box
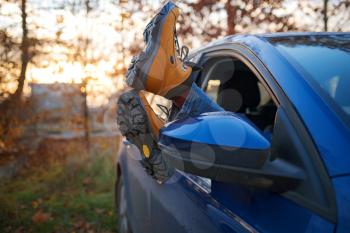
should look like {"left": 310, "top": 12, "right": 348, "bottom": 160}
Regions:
{"left": 197, "top": 56, "right": 277, "bottom": 138}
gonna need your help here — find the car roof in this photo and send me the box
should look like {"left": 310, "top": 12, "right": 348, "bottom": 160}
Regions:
{"left": 193, "top": 32, "right": 350, "bottom": 53}
{"left": 237, "top": 31, "right": 350, "bottom": 38}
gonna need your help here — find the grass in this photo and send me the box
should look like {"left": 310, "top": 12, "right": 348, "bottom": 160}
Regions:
{"left": 0, "top": 152, "right": 118, "bottom": 233}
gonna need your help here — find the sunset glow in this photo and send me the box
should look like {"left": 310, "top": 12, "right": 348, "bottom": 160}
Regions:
{"left": 2, "top": 0, "right": 350, "bottom": 105}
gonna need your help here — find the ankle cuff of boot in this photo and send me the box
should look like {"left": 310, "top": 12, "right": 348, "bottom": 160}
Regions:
{"left": 164, "top": 77, "right": 193, "bottom": 100}
{"left": 172, "top": 89, "right": 189, "bottom": 108}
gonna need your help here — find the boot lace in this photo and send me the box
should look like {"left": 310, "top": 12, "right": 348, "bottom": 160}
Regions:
{"left": 174, "top": 27, "right": 189, "bottom": 62}
{"left": 156, "top": 104, "right": 171, "bottom": 120}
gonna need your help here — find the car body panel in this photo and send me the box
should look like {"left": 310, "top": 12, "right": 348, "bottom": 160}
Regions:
{"left": 119, "top": 143, "right": 254, "bottom": 233}
{"left": 118, "top": 143, "right": 155, "bottom": 233}
{"left": 118, "top": 146, "right": 335, "bottom": 233}
{"left": 117, "top": 33, "right": 350, "bottom": 233}
{"left": 332, "top": 175, "right": 350, "bottom": 233}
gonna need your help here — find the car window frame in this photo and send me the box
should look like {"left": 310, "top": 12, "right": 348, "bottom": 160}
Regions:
{"left": 189, "top": 42, "right": 337, "bottom": 223}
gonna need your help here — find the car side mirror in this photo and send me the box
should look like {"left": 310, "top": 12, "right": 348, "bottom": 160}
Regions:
{"left": 159, "top": 112, "right": 303, "bottom": 192}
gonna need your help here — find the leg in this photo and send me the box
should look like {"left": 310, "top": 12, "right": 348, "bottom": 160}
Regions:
{"left": 117, "top": 83, "right": 223, "bottom": 183}
{"left": 174, "top": 83, "right": 224, "bottom": 120}
{"left": 117, "top": 1, "right": 222, "bottom": 183}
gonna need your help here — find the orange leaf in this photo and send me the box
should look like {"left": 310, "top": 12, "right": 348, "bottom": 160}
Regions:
{"left": 82, "top": 177, "right": 92, "bottom": 185}
{"left": 31, "top": 201, "right": 39, "bottom": 209}
{"left": 32, "top": 198, "right": 43, "bottom": 209}
{"left": 94, "top": 208, "right": 104, "bottom": 215}
{"left": 32, "top": 210, "right": 51, "bottom": 224}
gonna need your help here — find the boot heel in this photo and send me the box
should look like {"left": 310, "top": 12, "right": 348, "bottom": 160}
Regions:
{"left": 125, "top": 53, "right": 147, "bottom": 90}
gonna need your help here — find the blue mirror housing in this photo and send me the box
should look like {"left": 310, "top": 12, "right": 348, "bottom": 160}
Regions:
{"left": 159, "top": 112, "right": 303, "bottom": 192}
{"left": 159, "top": 112, "right": 270, "bottom": 169}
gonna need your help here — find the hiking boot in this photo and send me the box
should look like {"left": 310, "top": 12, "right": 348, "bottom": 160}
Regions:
{"left": 126, "top": 1, "right": 192, "bottom": 99}
{"left": 117, "top": 90, "right": 173, "bottom": 183}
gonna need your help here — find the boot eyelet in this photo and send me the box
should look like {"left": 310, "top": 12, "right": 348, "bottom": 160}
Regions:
{"left": 170, "top": 56, "right": 175, "bottom": 64}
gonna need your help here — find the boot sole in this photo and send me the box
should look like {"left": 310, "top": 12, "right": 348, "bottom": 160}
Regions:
{"left": 125, "top": 2, "right": 177, "bottom": 91}
{"left": 117, "top": 90, "right": 154, "bottom": 150}
{"left": 117, "top": 90, "right": 174, "bottom": 183}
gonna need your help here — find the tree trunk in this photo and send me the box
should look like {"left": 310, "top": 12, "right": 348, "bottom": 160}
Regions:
{"left": 225, "top": 0, "right": 235, "bottom": 35}
{"left": 323, "top": 0, "right": 329, "bottom": 31}
{"left": 82, "top": 85, "right": 90, "bottom": 150}
{"left": 83, "top": 0, "right": 91, "bottom": 151}
{"left": 14, "top": 0, "right": 29, "bottom": 99}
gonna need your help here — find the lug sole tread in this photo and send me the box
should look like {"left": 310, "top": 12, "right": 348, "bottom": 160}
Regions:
{"left": 117, "top": 90, "right": 173, "bottom": 183}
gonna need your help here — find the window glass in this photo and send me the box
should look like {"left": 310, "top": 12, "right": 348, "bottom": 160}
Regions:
{"left": 269, "top": 35, "right": 350, "bottom": 121}
{"left": 201, "top": 57, "right": 277, "bottom": 136}
{"left": 206, "top": 79, "right": 221, "bottom": 102}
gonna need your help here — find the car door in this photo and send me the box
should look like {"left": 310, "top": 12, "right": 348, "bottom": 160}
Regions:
{"left": 149, "top": 45, "right": 337, "bottom": 233}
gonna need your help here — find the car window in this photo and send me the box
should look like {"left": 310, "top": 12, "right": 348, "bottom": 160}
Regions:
{"left": 198, "top": 56, "right": 277, "bottom": 138}
{"left": 269, "top": 35, "right": 350, "bottom": 122}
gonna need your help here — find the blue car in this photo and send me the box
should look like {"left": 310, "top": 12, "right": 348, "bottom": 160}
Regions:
{"left": 115, "top": 32, "right": 350, "bottom": 233}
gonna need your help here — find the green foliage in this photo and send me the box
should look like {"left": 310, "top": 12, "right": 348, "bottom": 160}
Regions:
{"left": 0, "top": 153, "right": 117, "bottom": 233}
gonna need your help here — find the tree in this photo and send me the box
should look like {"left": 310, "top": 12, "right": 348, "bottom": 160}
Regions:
{"left": 0, "top": 0, "right": 45, "bottom": 101}
{"left": 177, "top": 0, "right": 298, "bottom": 47}
{"left": 0, "top": 29, "right": 19, "bottom": 100}
{"left": 15, "top": 0, "right": 29, "bottom": 99}
{"left": 297, "top": 0, "right": 350, "bottom": 32}
{"left": 323, "top": 0, "right": 329, "bottom": 31}
{"left": 0, "top": 0, "right": 89, "bottom": 154}
{"left": 0, "top": 0, "right": 33, "bottom": 155}
{"left": 323, "top": 0, "right": 350, "bottom": 32}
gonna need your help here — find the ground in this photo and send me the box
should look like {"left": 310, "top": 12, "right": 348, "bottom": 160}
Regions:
{"left": 0, "top": 149, "right": 118, "bottom": 233}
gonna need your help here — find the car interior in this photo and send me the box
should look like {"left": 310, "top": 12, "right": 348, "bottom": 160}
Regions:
{"left": 196, "top": 56, "right": 277, "bottom": 139}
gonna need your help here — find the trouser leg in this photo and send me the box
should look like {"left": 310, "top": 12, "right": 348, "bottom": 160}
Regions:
{"left": 174, "top": 83, "right": 224, "bottom": 120}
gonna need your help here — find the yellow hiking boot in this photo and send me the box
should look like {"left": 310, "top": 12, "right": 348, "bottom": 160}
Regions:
{"left": 117, "top": 90, "right": 173, "bottom": 183}
{"left": 126, "top": 1, "right": 193, "bottom": 99}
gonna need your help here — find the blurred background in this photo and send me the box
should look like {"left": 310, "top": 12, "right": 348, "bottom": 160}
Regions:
{"left": 0, "top": 0, "right": 349, "bottom": 232}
